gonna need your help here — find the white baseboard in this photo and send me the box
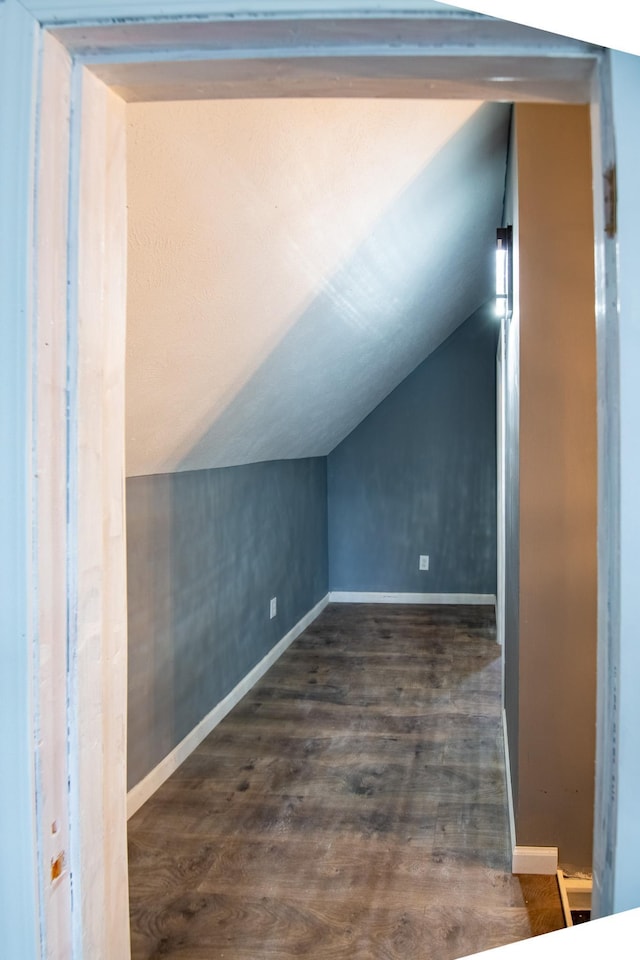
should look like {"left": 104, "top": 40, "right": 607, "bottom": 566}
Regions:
{"left": 512, "top": 845, "right": 559, "bottom": 875}
{"left": 329, "top": 591, "right": 496, "bottom": 605}
{"left": 127, "top": 593, "right": 330, "bottom": 819}
{"left": 502, "top": 708, "right": 516, "bottom": 855}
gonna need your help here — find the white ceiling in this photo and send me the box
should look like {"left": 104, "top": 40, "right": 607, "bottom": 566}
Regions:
{"left": 126, "top": 97, "right": 510, "bottom": 477}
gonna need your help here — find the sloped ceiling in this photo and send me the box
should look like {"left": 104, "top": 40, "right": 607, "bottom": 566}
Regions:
{"left": 126, "top": 98, "right": 510, "bottom": 477}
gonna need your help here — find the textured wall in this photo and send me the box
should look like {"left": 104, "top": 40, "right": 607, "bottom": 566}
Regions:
{"left": 126, "top": 99, "right": 509, "bottom": 476}
{"left": 126, "top": 458, "right": 327, "bottom": 789}
{"left": 516, "top": 104, "right": 597, "bottom": 874}
{"left": 327, "top": 304, "right": 498, "bottom": 594}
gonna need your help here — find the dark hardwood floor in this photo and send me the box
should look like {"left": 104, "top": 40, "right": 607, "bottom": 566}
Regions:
{"left": 128, "top": 603, "right": 563, "bottom": 959}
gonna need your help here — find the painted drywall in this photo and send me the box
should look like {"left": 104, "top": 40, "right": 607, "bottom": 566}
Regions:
{"left": 515, "top": 104, "right": 598, "bottom": 874}
{"left": 126, "top": 457, "right": 327, "bottom": 789}
{"left": 0, "top": 5, "right": 39, "bottom": 958}
{"left": 502, "top": 114, "right": 520, "bottom": 813}
{"left": 327, "top": 304, "right": 498, "bottom": 594}
{"left": 125, "top": 98, "right": 510, "bottom": 475}
{"left": 610, "top": 50, "right": 640, "bottom": 915}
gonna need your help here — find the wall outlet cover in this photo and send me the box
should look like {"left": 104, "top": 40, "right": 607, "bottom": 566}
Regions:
{"left": 270, "top": 597, "right": 277, "bottom": 619}
{"left": 419, "top": 555, "right": 429, "bottom": 571}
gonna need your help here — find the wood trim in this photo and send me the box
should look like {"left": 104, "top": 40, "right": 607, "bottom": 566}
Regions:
{"left": 88, "top": 54, "right": 595, "bottom": 105}
{"left": 590, "top": 52, "right": 620, "bottom": 921}
{"left": 607, "top": 51, "right": 640, "bottom": 919}
{"left": 557, "top": 869, "right": 573, "bottom": 927}
{"left": 34, "top": 30, "right": 74, "bottom": 958}
{"left": 47, "top": 17, "right": 597, "bottom": 60}
{"left": 502, "top": 708, "right": 516, "bottom": 857}
{"left": 68, "top": 66, "right": 130, "bottom": 959}
{"left": 329, "top": 592, "right": 496, "bottom": 605}
{"left": 512, "top": 846, "right": 559, "bottom": 875}
{"left": 127, "top": 594, "right": 330, "bottom": 818}
{"left": 19, "top": 2, "right": 508, "bottom": 28}
{"left": 40, "top": 14, "right": 598, "bottom": 106}
{"left": 557, "top": 870, "right": 593, "bottom": 926}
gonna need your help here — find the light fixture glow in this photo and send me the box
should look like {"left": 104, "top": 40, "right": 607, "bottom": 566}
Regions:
{"left": 496, "top": 247, "right": 508, "bottom": 296}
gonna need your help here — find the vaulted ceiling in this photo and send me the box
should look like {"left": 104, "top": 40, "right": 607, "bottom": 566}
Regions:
{"left": 125, "top": 97, "right": 510, "bottom": 477}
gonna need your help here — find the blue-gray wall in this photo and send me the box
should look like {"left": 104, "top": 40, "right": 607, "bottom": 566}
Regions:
{"left": 127, "top": 308, "right": 499, "bottom": 791}
{"left": 0, "top": 5, "right": 39, "bottom": 956}
{"left": 608, "top": 49, "right": 640, "bottom": 916}
{"left": 126, "top": 457, "right": 328, "bottom": 789}
{"left": 327, "top": 305, "right": 498, "bottom": 594}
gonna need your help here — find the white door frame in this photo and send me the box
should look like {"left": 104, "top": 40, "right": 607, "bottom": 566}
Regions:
{"left": 1, "top": 3, "right": 620, "bottom": 956}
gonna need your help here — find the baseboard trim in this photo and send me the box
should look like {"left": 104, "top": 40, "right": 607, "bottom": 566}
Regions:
{"left": 512, "top": 845, "right": 559, "bottom": 875}
{"left": 502, "top": 708, "right": 516, "bottom": 855}
{"left": 328, "top": 591, "right": 496, "bottom": 605}
{"left": 127, "top": 593, "right": 330, "bottom": 819}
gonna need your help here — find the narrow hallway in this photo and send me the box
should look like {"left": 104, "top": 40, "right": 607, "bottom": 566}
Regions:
{"left": 128, "top": 603, "right": 563, "bottom": 959}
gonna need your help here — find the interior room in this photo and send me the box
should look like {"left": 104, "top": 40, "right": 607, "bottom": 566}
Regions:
{"left": 124, "top": 96, "right": 507, "bottom": 794}
{"left": 4, "top": 2, "right": 640, "bottom": 957}
{"left": 123, "top": 92, "right": 598, "bottom": 959}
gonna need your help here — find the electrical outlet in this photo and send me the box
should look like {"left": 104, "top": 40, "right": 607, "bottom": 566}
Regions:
{"left": 270, "top": 597, "right": 277, "bottom": 619}
{"left": 419, "top": 555, "right": 429, "bottom": 571}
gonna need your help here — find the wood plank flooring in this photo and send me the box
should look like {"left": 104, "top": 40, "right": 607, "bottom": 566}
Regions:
{"left": 128, "top": 603, "right": 563, "bottom": 959}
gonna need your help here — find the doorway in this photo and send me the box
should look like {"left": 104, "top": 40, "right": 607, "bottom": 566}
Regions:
{"left": 25, "top": 11, "right": 617, "bottom": 956}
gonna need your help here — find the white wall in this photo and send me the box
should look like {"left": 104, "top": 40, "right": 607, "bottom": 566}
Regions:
{"left": 126, "top": 98, "right": 510, "bottom": 475}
